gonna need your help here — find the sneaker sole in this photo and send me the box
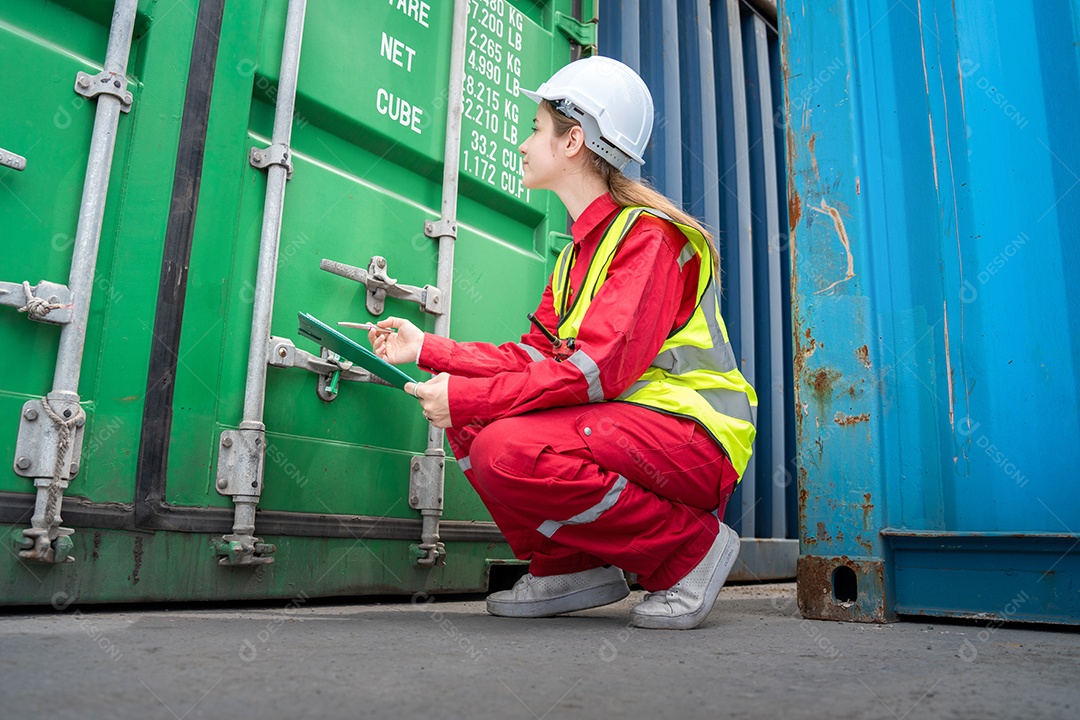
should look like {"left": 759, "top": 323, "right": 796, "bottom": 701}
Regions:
{"left": 486, "top": 580, "right": 630, "bottom": 618}
{"left": 630, "top": 524, "right": 740, "bottom": 630}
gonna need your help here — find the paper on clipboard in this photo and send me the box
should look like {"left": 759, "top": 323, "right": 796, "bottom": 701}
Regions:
{"left": 297, "top": 312, "right": 417, "bottom": 390}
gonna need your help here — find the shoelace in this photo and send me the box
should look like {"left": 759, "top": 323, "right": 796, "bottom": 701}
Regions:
{"left": 512, "top": 574, "right": 537, "bottom": 593}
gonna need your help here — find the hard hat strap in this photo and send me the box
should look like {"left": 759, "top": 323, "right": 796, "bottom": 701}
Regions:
{"left": 553, "top": 99, "right": 634, "bottom": 172}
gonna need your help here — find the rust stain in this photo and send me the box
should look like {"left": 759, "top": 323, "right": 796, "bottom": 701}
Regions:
{"left": 862, "top": 492, "right": 874, "bottom": 530}
{"left": 809, "top": 133, "right": 821, "bottom": 182}
{"left": 92, "top": 531, "right": 102, "bottom": 562}
{"left": 788, "top": 187, "right": 802, "bottom": 232}
{"left": 856, "top": 344, "right": 871, "bottom": 369}
{"left": 833, "top": 412, "right": 870, "bottom": 426}
{"left": 816, "top": 521, "right": 829, "bottom": 541}
{"left": 812, "top": 368, "right": 842, "bottom": 403}
{"left": 856, "top": 176, "right": 860, "bottom": 195}
{"left": 810, "top": 199, "right": 856, "bottom": 295}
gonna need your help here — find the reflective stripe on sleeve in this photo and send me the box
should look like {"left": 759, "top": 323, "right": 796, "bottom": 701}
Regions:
{"left": 537, "top": 475, "right": 628, "bottom": 538}
{"left": 567, "top": 350, "right": 604, "bottom": 402}
{"left": 517, "top": 343, "right": 545, "bottom": 362}
{"left": 458, "top": 455, "right": 472, "bottom": 472}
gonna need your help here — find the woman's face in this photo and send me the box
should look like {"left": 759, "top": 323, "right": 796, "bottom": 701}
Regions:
{"left": 518, "top": 107, "right": 562, "bottom": 190}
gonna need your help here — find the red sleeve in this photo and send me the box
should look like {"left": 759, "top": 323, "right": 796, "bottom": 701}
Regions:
{"left": 416, "top": 282, "right": 559, "bottom": 378}
{"left": 445, "top": 218, "right": 695, "bottom": 425}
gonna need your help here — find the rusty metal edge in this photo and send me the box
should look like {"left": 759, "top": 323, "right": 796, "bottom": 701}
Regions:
{"left": 797, "top": 554, "right": 896, "bottom": 624}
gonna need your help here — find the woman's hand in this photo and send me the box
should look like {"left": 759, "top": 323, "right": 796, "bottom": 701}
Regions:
{"left": 406, "top": 373, "right": 451, "bottom": 429}
{"left": 370, "top": 317, "right": 424, "bottom": 365}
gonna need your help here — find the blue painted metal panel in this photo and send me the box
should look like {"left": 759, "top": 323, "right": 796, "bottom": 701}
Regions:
{"left": 786, "top": 0, "right": 1080, "bottom": 624}
{"left": 600, "top": 0, "right": 796, "bottom": 580}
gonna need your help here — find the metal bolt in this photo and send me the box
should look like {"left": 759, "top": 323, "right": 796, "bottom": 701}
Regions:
{"left": 278, "top": 346, "right": 288, "bottom": 358}
{"left": 410, "top": 496, "right": 419, "bottom": 505}
{"left": 222, "top": 436, "right": 233, "bottom": 448}
{"left": 77, "top": 76, "right": 90, "bottom": 88}
{"left": 251, "top": 481, "right": 258, "bottom": 488}
{"left": 15, "top": 457, "right": 31, "bottom": 470}
{"left": 113, "top": 80, "right": 121, "bottom": 88}
{"left": 217, "top": 478, "right": 228, "bottom": 490}
{"left": 255, "top": 437, "right": 261, "bottom": 446}
{"left": 377, "top": 258, "right": 386, "bottom": 268}
{"left": 253, "top": 152, "right": 262, "bottom": 162}
{"left": 75, "top": 415, "right": 85, "bottom": 427}
{"left": 69, "top": 463, "right": 79, "bottom": 476}
{"left": 48, "top": 296, "right": 59, "bottom": 304}
{"left": 23, "top": 408, "right": 38, "bottom": 421}
{"left": 63, "top": 409, "right": 72, "bottom": 418}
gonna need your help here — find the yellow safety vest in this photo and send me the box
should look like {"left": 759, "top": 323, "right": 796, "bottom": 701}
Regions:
{"left": 552, "top": 206, "right": 757, "bottom": 478}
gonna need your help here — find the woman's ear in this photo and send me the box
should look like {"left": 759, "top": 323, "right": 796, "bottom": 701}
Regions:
{"left": 563, "top": 125, "right": 587, "bottom": 158}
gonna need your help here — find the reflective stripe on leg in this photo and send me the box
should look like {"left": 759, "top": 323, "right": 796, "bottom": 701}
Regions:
{"left": 537, "top": 475, "right": 628, "bottom": 538}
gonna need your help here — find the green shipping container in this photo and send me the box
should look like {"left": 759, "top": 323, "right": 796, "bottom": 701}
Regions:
{"left": 0, "top": 0, "right": 593, "bottom": 604}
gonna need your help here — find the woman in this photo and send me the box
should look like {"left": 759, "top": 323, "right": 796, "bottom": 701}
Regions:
{"left": 371, "top": 56, "right": 756, "bottom": 630}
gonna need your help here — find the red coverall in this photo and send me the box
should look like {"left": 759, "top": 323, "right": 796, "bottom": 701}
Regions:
{"left": 418, "top": 194, "right": 739, "bottom": 591}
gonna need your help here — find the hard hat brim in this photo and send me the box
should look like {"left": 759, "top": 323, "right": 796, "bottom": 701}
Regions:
{"left": 521, "top": 87, "right": 544, "bottom": 104}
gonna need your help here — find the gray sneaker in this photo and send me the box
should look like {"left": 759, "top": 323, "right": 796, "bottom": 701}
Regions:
{"left": 630, "top": 523, "right": 740, "bottom": 630}
{"left": 486, "top": 565, "right": 630, "bottom": 618}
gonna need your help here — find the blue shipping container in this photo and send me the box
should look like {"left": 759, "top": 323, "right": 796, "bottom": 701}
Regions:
{"left": 785, "top": 0, "right": 1080, "bottom": 623}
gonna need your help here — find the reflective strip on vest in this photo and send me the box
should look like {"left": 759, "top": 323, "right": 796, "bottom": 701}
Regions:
{"left": 537, "top": 475, "right": 628, "bottom": 538}
{"left": 698, "top": 388, "right": 756, "bottom": 425}
{"left": 568, "top": 350, "right": 604, "bottom": 402}
{"left": 652, "top": 341, "right": 737, "bottom": 376}
{"left": 619, "top": 380, "right": 649, "bottom": 399}
{"left": 517, "top": 343, "right": 545, "bottom": 362}
{"left": 458, "top": 455, "right": 472, "bottom": 472}
{"left": 652, "top": 279, "right": 735, "bottom": 374}
{"left": 618, "top": 382, "right": 754, "bottom": 425}
{"left": 677, "top": 241, "right": 695, "bottom": 269}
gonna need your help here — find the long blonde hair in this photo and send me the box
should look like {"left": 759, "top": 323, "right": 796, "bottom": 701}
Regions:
{"left": 541, "top": 100, "right": 719, "bottom": 270}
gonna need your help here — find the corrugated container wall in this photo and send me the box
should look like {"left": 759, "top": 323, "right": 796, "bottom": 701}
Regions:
{"left": 785, "top": 0, "right": 1080, "bottom": 623}
{"left": 598, "top": 0, "right": 797, "bottom": 582}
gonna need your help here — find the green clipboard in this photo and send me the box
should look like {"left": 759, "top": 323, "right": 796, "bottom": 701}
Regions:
{"left": 297, "top": 312, "right": 417, "bottom": 390}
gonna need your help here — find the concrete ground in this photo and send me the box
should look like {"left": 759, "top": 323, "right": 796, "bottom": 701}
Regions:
{"left": 1, "top": 583, "right": 1078, "bottom": 720}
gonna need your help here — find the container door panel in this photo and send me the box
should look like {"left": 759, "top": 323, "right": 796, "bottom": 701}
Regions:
{"left": 163, "top": 0, "right": 573, "bottom": 523}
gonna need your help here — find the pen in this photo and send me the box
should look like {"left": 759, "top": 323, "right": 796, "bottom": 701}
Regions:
{"left": 339, "top": 321, "right": 396, "bottom": 334}
{"left": 527, "top": 312, "right": 562, "bottom": 349}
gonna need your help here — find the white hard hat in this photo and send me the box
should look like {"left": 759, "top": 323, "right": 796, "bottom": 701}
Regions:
{"left": 522, "top": 56, "right": 654, "bottom": 172}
